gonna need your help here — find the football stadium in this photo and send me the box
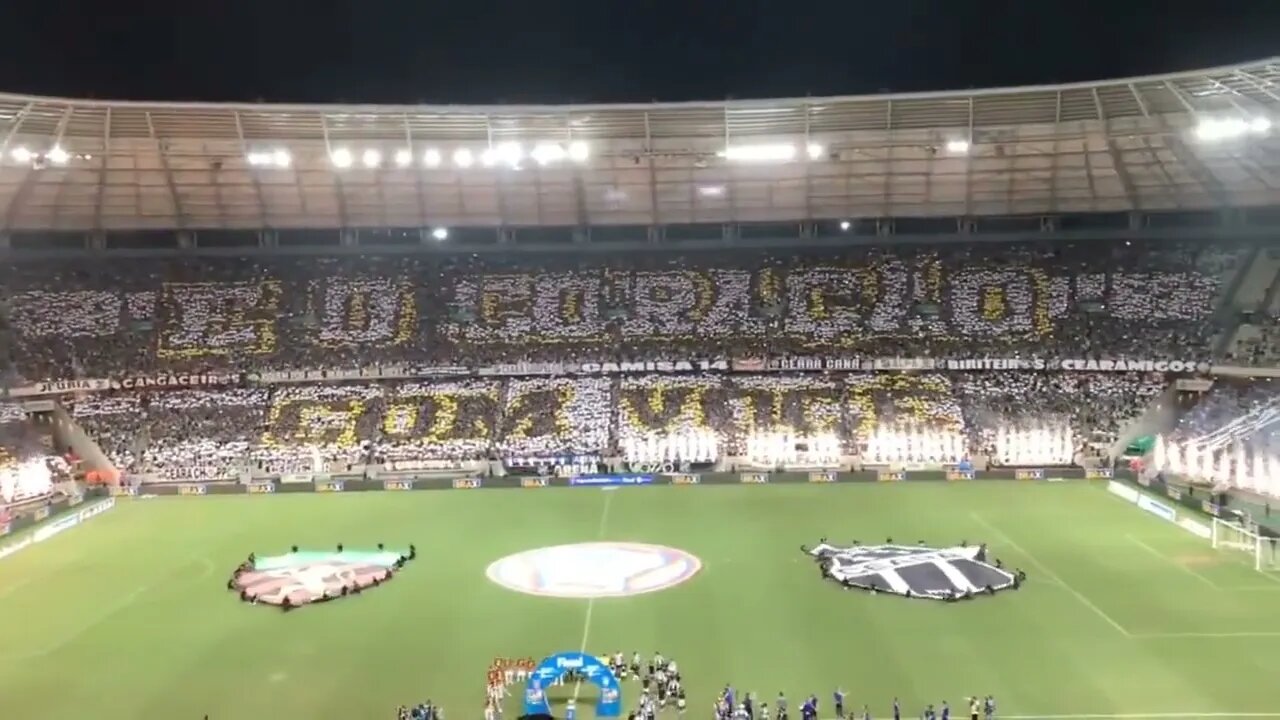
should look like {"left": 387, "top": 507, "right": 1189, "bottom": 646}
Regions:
{"left": 2, "top": 58, "right": 1280, "bottom": 720}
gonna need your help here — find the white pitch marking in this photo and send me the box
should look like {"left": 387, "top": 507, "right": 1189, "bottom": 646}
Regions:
{"left": 1132, "top": 631, "right": 1280, "bottom": 638}
{"left": 571, "top": 489, "right": 615, "bottom": 703}
{"left": 971, "top": 513, "right": 1131, "bottom": 637}
{"left": 1125, "top": 534, "right": 1220, "bottom": 589}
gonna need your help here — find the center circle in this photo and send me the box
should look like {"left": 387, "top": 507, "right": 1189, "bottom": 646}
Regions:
{"left": 486, "top": 541, "right": 703, "bottom": 598}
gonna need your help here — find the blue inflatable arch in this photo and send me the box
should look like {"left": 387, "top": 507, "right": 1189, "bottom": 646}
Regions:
{"left": 523, "top": 651, "right": 622, "bottom": 718}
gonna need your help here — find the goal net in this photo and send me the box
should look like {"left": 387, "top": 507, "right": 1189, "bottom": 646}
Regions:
{"left": 1211, "top": 518, "right": 1280, "bottom": 572}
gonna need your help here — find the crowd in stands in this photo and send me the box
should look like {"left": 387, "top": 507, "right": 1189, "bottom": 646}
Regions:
{"left": 0, "top": 240, "right": 1239, "bottom": 381}
{"left": 0, "top": 240, "right": 1245, "bottom": 483}
{"left": 61, "top": 370, "right": 1163, "bottom": 479}
{"left": 1155, "top": 378, "right": 1280, "bottom": 497}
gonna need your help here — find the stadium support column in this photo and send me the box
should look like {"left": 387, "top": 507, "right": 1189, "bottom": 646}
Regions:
{"left": 0, "top": 232, "right": 8, "bottom": 249}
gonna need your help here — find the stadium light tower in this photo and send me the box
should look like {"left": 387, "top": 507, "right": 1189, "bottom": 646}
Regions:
{"left": 946, "top": 139, "right": 970, "bottom": 155}
{"left": 453, "top": 148, "right": 474, "bottom": 168}
{"left": 361, "top": 149, "right": 382, "bottom": 168}
{"left": 423, "top": 148, "right": 442, "bottom": 167}
{"left": 394, "top": 149, "right": 412, "bottom": 168}
{"left": 568, "top": 141, "right": 589, "bottom": 162}
{"left": 46, "top": 146, "right": 69, "bottom": 165}
{"left": 431, "top": 226, "right": 449, "bottom": 240}
{"left": 9, "top": 146, "right": 32, "bottom": 163}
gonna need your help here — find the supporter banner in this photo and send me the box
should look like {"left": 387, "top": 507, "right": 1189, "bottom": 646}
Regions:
{"left": 943, "top": 358, "right": 1209, "bottom": 373}
{"left": 158, "top": 466, "right": 237, "bottom": 482}
{"left": 569, "top": 474, "right": 654, "bottom": 487}
{"left": 315, "top": 480, "right": 345, "bottom": 493}
{"left": 808, "top": 471, "right": 837, "bottom": 483}
{"left": 1015, "top": 469, "right": 1045, "bottom": 480}
{"left": 114, "top": 372, "right": 243, "bottom": 390}
{"left": 386, "top": 459, "right": 469, "bottom": 472}
{"left": 7, "top": 378, "right": 112, "bottom": 397}
{"left": 946, "top": 470, "right": 975, "bottom": 481}
{"left": 737, "top": 356, "right": 863, "bottom": 372}
{"left": 480, "top": 359, "right": 728, "bottom": 376}
{"left": 258, "top": 365, "right": 471, "bottom": 384}
{"left": 668, "top": 473, "right": 700, "bottom": 485}
{"left": 245, "top": 481, "right": 275, "bottom": 495}
{"left": 383, "top": 480, "right": 414, "bottom": 491}
{"left": 478, "top": 361, "right": 565, "bottom": 376}
{"left": 520, "top": 477, "right": 550, "bottom": 488}
{"left": 877, "top": 470, "right": 905, "bottom": 482}
{"left": 739, "top": 472, "right": 768, "bottom": 484}
{"left": 1175, "top": 378, "right": 1214, "bottom": 392}
{"left": 452, "top": 478, "right": 482, "bottom": 490}
{"left": 177, "top": 484, "right": 207, "bottom": 496}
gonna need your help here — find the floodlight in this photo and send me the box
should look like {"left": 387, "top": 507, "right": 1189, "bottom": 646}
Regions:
{"left": 330, "top": 148, "right": 353, "bottom": 168}
{"left": 453, "top": 148, "right": 474, "bottom": 168}
{"left": 394, "top": 149, "right": 412, "bottom": 168}
{"left": 46, "top": 146, "right": 69, "bottom": 165}
{"left": 698, "top": 185, "right": 726, "bottom": 197}
{"left": 1195, "top": 117, "right": 1253, "bottom": 142}
{"left": 10, "top": 146, "right": 32, "bottom": 163}
{"left": 839, "top": 220, "right": 851, "bottom": 231}
{"left": 423, "top": 148, "right": 442, "bottom": 167}
{"left": 568, "top": 141, "right": 589, "bottom": 162}
{"left": 361, "top": 149, "right": 382, "bottom": 168}
{"left": 531, "top": 143, "right": 567, "bottom": 165}
{"left": 483, "top": 141, "right": 523, "bottom": 168}
{"left": 272, "top": 149, "right": 291, "bottom": 168}
{"left": 1250, "top": 116, "right": 1272, "bottom": 134}
{"left": 806, "top": 143, "right": 824, "bottom": 160}
{"left": 946, "top": 139, "right": 970, "bottom": 155}
{"left": 431, "top": 226, "right": 449, "bottom": 240}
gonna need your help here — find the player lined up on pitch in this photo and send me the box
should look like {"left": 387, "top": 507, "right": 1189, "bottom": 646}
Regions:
{"left": 717, "top": 689, "right": 996, "bottom": 720}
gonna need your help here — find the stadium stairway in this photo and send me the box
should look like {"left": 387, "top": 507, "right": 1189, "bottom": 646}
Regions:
{"left": 1107, "top": 382, "right": 1183, "bottom": 461}
{"left": 43, "top": 402, "right": 118, "bottom": 482}
{"left": 1215, "top": 245, "right": 1280, "bottom": 357}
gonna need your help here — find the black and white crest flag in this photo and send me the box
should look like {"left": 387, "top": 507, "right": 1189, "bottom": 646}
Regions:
{"left": 805, "top": 541, "right": 1016, "bottom": 600}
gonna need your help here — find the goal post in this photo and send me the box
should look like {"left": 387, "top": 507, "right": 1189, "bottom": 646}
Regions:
{"left": 1211, "top": 517, "right": 1279, "bottom": 572}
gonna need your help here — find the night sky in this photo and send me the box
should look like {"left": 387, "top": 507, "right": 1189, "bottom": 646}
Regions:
{"left": 0, "top": 0, "right": 1276, "bottom": 105}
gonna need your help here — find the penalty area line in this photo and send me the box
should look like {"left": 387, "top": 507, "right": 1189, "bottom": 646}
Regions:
{"left": 970, "top": 513, "right": 1131, "bottom": 638}
{"left": 571, "top": 489, "right": 615, "bottom": 703}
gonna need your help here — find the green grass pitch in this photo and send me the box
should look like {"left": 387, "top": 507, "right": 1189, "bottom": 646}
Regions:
{"left": 1, "top": 481, "right": 1279, "bottom": 720}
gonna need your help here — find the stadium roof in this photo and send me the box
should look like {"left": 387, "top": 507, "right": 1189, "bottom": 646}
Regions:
{"left": 0, "top": 57, "right": 1278, "bottom": 233}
